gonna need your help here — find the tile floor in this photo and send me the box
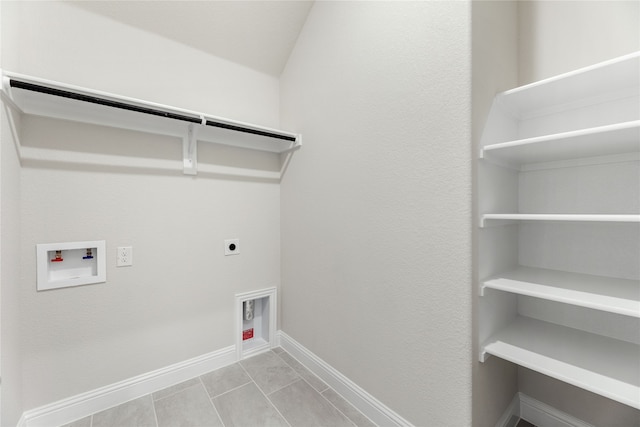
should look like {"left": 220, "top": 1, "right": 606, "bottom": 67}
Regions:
{"left": 61, "top": 348, "right": 377, "bottom": 427}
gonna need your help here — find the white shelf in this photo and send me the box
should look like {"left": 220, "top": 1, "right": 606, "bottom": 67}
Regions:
{"left": 478, "top": 52, "right": 640, "bottom": 412}
{"left": 482, "top": 267, "right": 640, "bottom": 318}
{"left": 497, "top": 52, "right": 640, "bottom": 119}
{"left": 480, "top": 213, "right": 640, "bottom": 227}
{"left": 1, "top": 70, "right": 301, "bottom": 175}
{"left": 482, "top": 316, "right": 640, "bottom": 409}
{"left": 481, "top": 121, "right": 640, "bottom": 167}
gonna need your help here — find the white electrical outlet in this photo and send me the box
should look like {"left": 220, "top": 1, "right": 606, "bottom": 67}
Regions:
{"left": 225, "top": 239, "right": 240, "bottom": 256}
{"left": 117, "top": 246, "right": 133, "bottom": 267}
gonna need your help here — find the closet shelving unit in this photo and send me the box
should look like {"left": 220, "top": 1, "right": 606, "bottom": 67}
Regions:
{"left": 1, "top": 71, "right": 301, "bottom": 175}
{"left": 478, "top": 52, "right": 640, "bottom": 410}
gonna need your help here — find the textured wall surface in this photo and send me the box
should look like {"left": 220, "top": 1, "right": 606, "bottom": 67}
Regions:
{"left": 280, "top": 2, "right": 472, "bottom": 425}
{"left": 518, "top": 0, "right": 640, "bottom": 84}
{"left": 1, "top": 92, "right": 24, "bottom": 427}
{"left": 1, "top": 1, "right": 25, "bottom": 424}
{"left": 4, "top": 1, "right": 283, "bottom": 410}
{"left": 519, "top": 368, "right": 640, "bottom": 427}
{"left": 4, "top": 1, "right": 280, "bottom": 127}
{"left": 471, "top": 3, "right": 520, "bottom": 425}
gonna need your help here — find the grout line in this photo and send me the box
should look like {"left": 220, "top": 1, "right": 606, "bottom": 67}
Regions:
{"left": 197, "top": 376, "right": 208, "bottom": 396}
{"left": 276, "top": 349, "right": 330, "bottom": 394}
{"left": 320, "top": 386, "right": 378, "bottom": 427}
{"left": 208, "top": 379, "right": 254, "bottom": 400}
{"left": 268, "top": 351, "right": 356, "bottom": 427}
{"left": 237, "top": 359, "right": 292, "bottom": 427}
{"left": 89, "top": 414, "right": 93, "bottom": 427}
{"left": 318, "top": 388, "right": 360, "bottom": 427}
{"left": 278, "top": 365, "right": 323, "bottom": 395}
{"left": 198, "top": 377, "right": 226, "bottom": 427}
{"left": 197, "top": 364, "right": 252, "bottom": 399}
{"left": 237, "top": 358, "right": 252, "bottom": 378}
{"left": 279, "top": 349, "right": 369, "bottom": 427}
{"left": 239, "top": 352, "right": 301, "bottom": 397}
{"left": 317, "top": 383, "right": 330, "bottom": 393}
{"left": 263, "top": 393, "right": 293, "bottom": 427}
{"left": 264, "top": 376, "right": 303, "bottom": 397}
{"left": 210, "top": 401, "right": 226, "bottom": 427}
{"left": 149, "top": 394, "right": 160, "bottom": 427}
{"left": 152, "top": 379, "right": 201, "bottom": 403}
{"left": 256, "top": 382, "right": 294, "bottom": 427}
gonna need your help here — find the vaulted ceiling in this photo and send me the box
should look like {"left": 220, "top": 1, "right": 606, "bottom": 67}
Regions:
{"left": 68, "top": 1, "right": 315, "bottom": 77}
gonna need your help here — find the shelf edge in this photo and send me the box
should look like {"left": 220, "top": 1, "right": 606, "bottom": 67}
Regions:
{"left": 482, "top": 278, "right": 640, "bottom": 318}
{"left": 484, "top": 340, "right": 640, "bottom": 409}
{"left": 481, "top": 120, "right": 640, "bottom": 154}
{"left": 480, "top": 214, "right": 640, "bottom": 227}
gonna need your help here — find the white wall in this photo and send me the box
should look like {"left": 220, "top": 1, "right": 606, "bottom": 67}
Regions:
{"left": 280, "top": 2, "right": 472, "bottom": 425}
{"left": 519, "top": 368, "right": 640, "bottom": 427}
{"left": 0, "top": 1, "right": 25, "bottom": 424}
{"left": 1, "top": 73, "right": 24, "bottom": 427}
{"left": 5, "top": 1, "right": 280, "bottom": 127}
{"left": 3, "top": 1, "right": 283, "bottom": 410}
{"left": 471, "top": 2, "right": 519, "bottom": 426}
{"left": 518, "top": 0, "right": 640, "bottom": 85}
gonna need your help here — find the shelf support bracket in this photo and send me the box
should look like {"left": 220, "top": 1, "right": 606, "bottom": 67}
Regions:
{"left": 183, "top": 123, "right": 198, "bottom": 175}
{"left": 0, "top": 82, "right": 24, "bottom": 163}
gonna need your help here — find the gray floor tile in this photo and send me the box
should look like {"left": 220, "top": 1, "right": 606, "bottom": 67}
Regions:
{"left": 240, "top": 351, "right": 299, "bottom": 394}
{"left": 272, "top": 346, "right": 285, "bottom": 354}
{"left": 322, "top": 388, "right": 377, "bottom": 427}
{"left": 213, "top": 382, "right": 289, "bottom": 427}
{"left": 269, "top": 379, "right": 355, "bottom": 427}
{"left": 92, "top": 395, "right": 157, "bottom": 427}
{"left": 154, "top": 383, "right": 223, "bottom": 427}
{"left": 277, "top": 351, "right": 328, "bottom": 392}
{"left": 153, "top": 378, "right": 200, "bottom": 401}
{"left": 200, "top": 363, "right": 252, "bottom": 398}
{"left": 59, "top": 416, "right": 91, "bottom": 427}
{"left": 59, "top": 350, "right": 375, "bottom": 427}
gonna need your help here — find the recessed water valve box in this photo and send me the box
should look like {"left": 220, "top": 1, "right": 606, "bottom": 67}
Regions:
{"left": 236, "top": 287, "right": 276, "bottom": 360}
{"left": 36, "top": 240, "right": 106, "bottom": 291}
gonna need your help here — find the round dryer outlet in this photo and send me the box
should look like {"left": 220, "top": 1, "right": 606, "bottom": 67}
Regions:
{"left": 225, "top": 239, "right": 240, "bottom": 256}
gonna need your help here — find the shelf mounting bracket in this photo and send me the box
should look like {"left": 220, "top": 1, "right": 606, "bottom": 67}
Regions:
{"left": 0, "top": 80, "right": 24, "bottom": 162}
{"left": 183, "top": 123, "right": 198, "bottom": 175}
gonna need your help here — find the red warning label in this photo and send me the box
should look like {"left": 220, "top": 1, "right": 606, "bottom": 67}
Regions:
{"left": 242, "top": 328, "right": 254, "bottom": 341}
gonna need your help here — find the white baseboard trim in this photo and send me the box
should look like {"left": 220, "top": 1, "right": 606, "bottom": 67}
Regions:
{"left": 496, "top": 393, "right": 595, "bottom": 427}
{"left": 519, "top": 393, "right": 595, "bottom": 427}
{"left": 21, "top": 345, "right": 236, "bottom": 427}
{"left": 17, "top": 413, "right": 27, "bottom": 427}
{"left": 277, "top": 330, "right": 413, "bottom": 427}
{"left": 494, "top": 393, "right": 520, "bottom": 427}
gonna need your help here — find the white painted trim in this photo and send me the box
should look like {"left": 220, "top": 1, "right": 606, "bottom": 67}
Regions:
{"left": 16, "top": 413, "right": 27, "bottom": 427}
{"left": 495, "top": 393, "right": 595, "bottom": 427}
{"left": 277, "top": 330, "right": 414, "bottom": 427}
{"left": 236, "top": 287, "right": 277, "bottom": 360}
{"left": 20, "top": 345, "right": 235, "bottom": 427}
{"left": 519, "top": 393, "right": 595, "bottom": 427}
{"left": 494, "top": 393, "right": 520, "bottom": 427}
